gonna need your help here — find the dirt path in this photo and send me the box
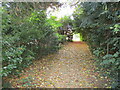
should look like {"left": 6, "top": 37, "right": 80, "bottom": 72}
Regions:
{"left": 10, "top": 42, "right": 111, "bottom": 88}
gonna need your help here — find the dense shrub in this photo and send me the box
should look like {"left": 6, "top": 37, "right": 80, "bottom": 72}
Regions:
{"left": 1, "top": 3, "right": 64, "bottom": 78}
{"left": 47, "top": 16, "right": 67, "bottom": 44}
{"left": 73, "top": 2, "right": 120, "bottom": 88}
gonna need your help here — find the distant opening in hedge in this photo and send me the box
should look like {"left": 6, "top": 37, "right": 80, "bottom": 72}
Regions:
{"left": 72, "top": 33, "right": 82, "bottom": 42}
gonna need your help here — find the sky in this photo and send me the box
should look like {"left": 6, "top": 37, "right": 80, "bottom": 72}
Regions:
{"left": 46, "top": 0, "right": 75, "bottom": 19}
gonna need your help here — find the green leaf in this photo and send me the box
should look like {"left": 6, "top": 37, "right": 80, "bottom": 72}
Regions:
{"left": 101, "top": 58, "right": 115, "bottom": 65}
{"left": 113, "top": 52, "right": 119, "bottom": 57}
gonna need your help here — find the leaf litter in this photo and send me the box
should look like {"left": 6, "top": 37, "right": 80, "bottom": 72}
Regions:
{"left": 9, "top": 42, "right": 111, "bottom": 88}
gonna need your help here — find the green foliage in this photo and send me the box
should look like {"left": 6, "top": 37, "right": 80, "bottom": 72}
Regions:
{"left": 47, "top": 16, "right": 63, "bottom": 31}
{"left": 1, "top": 3, "right": 61, "bottom": 79}
{"left": 73, "top": 2, "right": 120, "bottom": 88}
{"left": 54, "top": 33, "right": 66, "bottom": 43}
{"left": 59, "top": 16, "right": 73, "bottom": 27}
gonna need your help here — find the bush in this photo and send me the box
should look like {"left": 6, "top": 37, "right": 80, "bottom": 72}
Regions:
{"left": 1, "top": 3, "right": 60, "bottom": 78}
{"left": 73, "top": 2, "right": 120, "bottom": 88}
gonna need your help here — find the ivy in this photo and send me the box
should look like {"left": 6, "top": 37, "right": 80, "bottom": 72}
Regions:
{"left": 73, "top": 2, "right": 120, "bottom": 88}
